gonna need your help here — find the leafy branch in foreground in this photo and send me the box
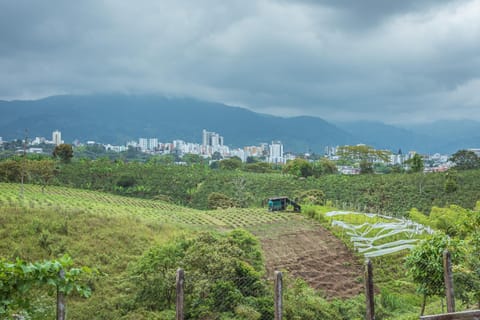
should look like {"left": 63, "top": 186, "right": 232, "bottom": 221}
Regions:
{"left": 0, "top": 254, "right": 98, "bottom": 315}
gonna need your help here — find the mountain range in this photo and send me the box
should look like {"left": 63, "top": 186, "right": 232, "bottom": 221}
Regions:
{"left": 1, "top": 94, "right": 479, "bottom": 154}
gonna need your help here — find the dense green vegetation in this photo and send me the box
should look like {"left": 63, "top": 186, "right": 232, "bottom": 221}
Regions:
{"left": 3, "top": 157, "right": 480, "bottom": 215}
{"left": 129, "top": 230, "right": 269, "bottom": 319}
{"left": 1, "top": 152, "right": 479, "bottom": 319}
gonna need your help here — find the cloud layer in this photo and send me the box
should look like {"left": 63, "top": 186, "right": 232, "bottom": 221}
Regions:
{"left": 1, "top": 0, "right": 479, "bottom": 123}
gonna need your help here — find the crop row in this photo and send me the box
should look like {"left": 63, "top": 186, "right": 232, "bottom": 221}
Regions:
{"left": 0, "top": 183, "right": 295, "bottom": 229}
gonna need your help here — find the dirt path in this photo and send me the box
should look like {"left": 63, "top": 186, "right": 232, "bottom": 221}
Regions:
{"left": 249, "top": 217, "right": 364, "bottom": 299}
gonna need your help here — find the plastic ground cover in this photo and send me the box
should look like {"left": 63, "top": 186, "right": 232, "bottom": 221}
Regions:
{"left": 326, "top": 211, "right": 434, "bottom": 257}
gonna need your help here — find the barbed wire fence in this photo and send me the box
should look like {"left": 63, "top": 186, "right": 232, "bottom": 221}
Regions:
{"left": 8, "top": 250, "right": 478, "bottom": 319}
{"left": 172, "top": 251, "right": 480, "bottom": 320}
{"left": 174, "top": 269, "right": 282, "bottom": 320}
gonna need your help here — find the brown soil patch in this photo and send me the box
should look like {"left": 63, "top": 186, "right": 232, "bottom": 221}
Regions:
{"left": 250, "top": 218, "right": 364, "bottom": 299}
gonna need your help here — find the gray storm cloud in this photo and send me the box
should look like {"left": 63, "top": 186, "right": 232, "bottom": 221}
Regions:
{"left": 0, "top": 0, "right": 479, "bottom": 123}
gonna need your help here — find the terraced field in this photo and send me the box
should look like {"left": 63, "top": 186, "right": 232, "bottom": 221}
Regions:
{"left": 0, "top": 183, "right": 292, "bottom": 228}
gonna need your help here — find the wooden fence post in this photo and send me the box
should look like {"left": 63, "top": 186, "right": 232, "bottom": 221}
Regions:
{"left": 57, "top": 269, "right": 66, "bottom": 320}
{"left": 365, "top": 259, "right": 375, "bottom": 320}
{"left": 176, "top": 268, "right": 184, "bottom": 320}
{"left": 274, "top": 271, "right": 283, "bottom": 320}
{"left": 443, "top": 250, "right": 455, "bottom": 313}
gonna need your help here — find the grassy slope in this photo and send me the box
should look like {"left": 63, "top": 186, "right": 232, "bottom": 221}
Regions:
{"left": 0, "top": 183, "right": 294, "bottom": 319}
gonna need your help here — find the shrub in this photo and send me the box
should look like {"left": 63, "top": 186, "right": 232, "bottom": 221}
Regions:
{"left": 131, "top": 230, "right": 267, "bottom": 319}
{"left": 295, "top": 189, "right": 326, "bottom": 205}
{"left": 208, "top": 192, "right": 236, "bottom": 209}
{"left": 116, "top": 175, "right": 137, "bottom": 188}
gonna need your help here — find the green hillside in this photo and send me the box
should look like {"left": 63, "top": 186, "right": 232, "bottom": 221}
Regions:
{"left": 0, "top": 183, "right": 298, "bottom": 319}
{"left": 1, "top": 182, "right": 478, "bottom": 319}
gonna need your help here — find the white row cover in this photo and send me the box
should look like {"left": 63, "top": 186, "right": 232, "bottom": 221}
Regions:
{"left": 326, "top": 211, "right": 434, "bottom": 258}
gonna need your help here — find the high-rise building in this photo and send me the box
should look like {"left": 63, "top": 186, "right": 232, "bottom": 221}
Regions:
{"left": 52, "top": 130, "right": 62, "bottom": 146}
{"left": 202, "top": 129, "right": 224, "bottom": 147}
{"left": 268, "top": 141, "right": 284, "bottom": 164}
{"left": 202, "top": 129, "right": 209, "bottom": 147}
{"left": 139, "top": 138, "right": 148, "bottom": 151}
{"left": 148, "top": 138, "right": 158, "bottom": 151}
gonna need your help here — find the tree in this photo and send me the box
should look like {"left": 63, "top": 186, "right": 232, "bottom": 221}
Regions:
{"left": 212, "top": 151, "right": 223, "bottom": 161}
{"left": 405, "top": 233, "right": 462, "bottom": 315}
{"left": 52, "top": 144, "right": 73, "bottom": 163}
{"left": 232, "top": 177, "right": 253, "bottom": 208}
{"left": 406, "top": 154, "right": 424, "bottom": 173}
{"left": 0, "top": 159, "right": 22, "bottom": 182}
{"left": 337, "top": 145, "right": 390, "bottom": 174}
{"left": 116, "top": 175, "right": 137, "bottom": 188}
{"left": 182, "top": 153, "right": 205, "bottom": 165}
{"left": 219, "top": 157, "right": 243, "bottom": 170}
{"left": 449, "top": 150, "right": 480, "bottom": 170}
{"left": 312, "top": 158, "right": 337, "bottom": 177}
{"left": 444, "top": 171, "right": 458, "bottom": 194}
{"left": 390, "top": 164, "right": 405, "bottom": 173}
{"left": 27, "top": 159, "right": 57, "bottom": 193}
{"left": 243, "top": 162, "right": 272, "bottom": 173}
{"left": 359, "top": 160, "right": 374, "bottom": 174}
{"left": 283, "top": 158, "right": 313, "bottom": 178}
{"left": 295, "top": 189, "right": 325, "bottom": 205}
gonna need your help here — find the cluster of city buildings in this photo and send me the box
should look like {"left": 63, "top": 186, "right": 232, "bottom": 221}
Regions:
{"left": 1, "top": 129, "right": 476, "bottom": 173}
{"left": 121, "top": 130, "right": 291, "bottom": 163}
{"left": 0, "top": 130, "right": 64, "bottom": 154}
{"left": 324, "top": 145, "right": 453, "bottom": 173}
{"left": 0, "top": 129, "right": 292, "bottom": 164}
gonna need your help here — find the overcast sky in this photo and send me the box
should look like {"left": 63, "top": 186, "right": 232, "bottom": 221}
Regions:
{"left": 1, "top": 0, "right": 479, "bottom": 124}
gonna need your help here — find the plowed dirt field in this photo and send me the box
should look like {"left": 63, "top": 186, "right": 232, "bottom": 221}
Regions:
{"left": 250, "top": 216, "right": 364, "bottom": 299}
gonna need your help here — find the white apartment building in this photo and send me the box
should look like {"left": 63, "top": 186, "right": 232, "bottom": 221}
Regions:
{"left": 31, "top": 137, "right": 47, "bottom": 145}
{"left": 202, "top": 129, "right": 224, "bottom": 148}
{"left": 52, "top": 130, "right": 63, "bottom": 146}
{"left": 105, "top": 144, "right": 127, "bottom": 152}
{"left": 148, "top": 138, "right": 158, "bottom": 151}
{"left": 268, "top": 141, "right": 285, "bottom": 164}
{"left": 139, "top": 138, "right": 148, "bottom": 151}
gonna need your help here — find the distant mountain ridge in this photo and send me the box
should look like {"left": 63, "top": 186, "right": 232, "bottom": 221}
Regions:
{"left": 0, "top": 94, "right": 352, "bottom": 152}
{"left": 1, "top": 94, "right": 479, "bottom": 154}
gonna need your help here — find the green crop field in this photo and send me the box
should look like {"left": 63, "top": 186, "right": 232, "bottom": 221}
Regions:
{"left": 0, "top": 183, "right": 293, "bottom": 229}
